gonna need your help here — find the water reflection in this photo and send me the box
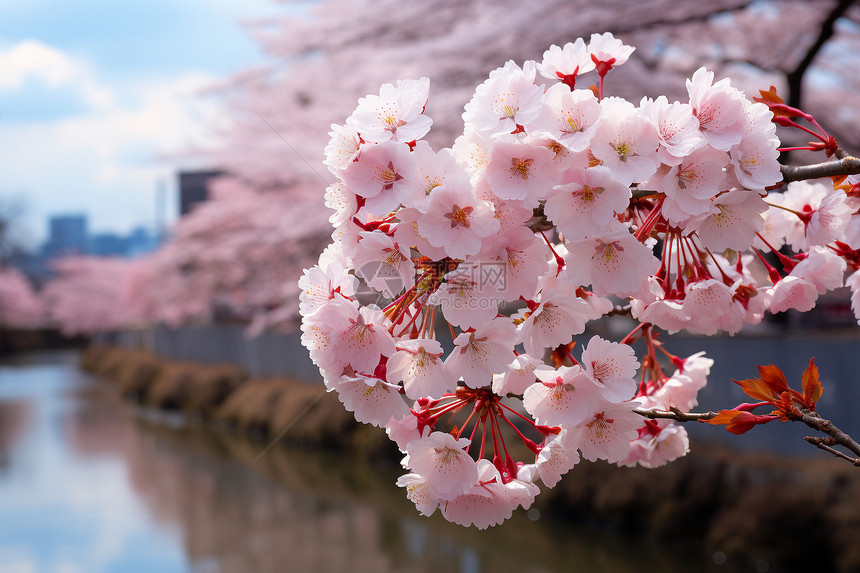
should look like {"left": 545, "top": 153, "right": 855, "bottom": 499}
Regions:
{"left": 0, "top": 351, "right": 724, "bottom": 573}
{"left": 0, "top": 352, "right": 187, "bottom": 572}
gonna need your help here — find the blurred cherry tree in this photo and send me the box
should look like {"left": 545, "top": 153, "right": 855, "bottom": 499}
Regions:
{"left": 0, "top": 267, "right": 42, "bottom": 329}
{"left": 42, "top": 0, "right": 860, "bottom": 334}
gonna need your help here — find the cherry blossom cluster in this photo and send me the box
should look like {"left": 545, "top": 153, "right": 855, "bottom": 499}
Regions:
{"left": 299, "top": 32, "right": 860, "bottom": 528}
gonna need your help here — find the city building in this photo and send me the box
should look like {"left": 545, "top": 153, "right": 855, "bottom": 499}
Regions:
{"left": 178, "top": 170, "right": 223, "bottom": 216}
{"left": 42, "top": 214, "right": 88, "bottom": 259}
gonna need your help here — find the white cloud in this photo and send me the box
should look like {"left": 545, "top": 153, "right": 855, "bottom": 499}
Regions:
{"left": 0, "top": 40, "right": 225, "bottom": 243}
{"left": 0, "top": 40, "right": 77, "bottom": 88}
{"left": 0, "top": 40, "right": 113, "bottom": 109}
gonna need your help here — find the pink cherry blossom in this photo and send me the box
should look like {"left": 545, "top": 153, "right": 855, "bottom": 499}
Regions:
{"left": 792, "top": 246, "right": 846, "bottom": 295}
{"left": 320, "top": 300, "right": 395, "bottom": 373}
{"left": 341, "top": 140, "right": 417, "bottom": 215}
{"left": 729, "top": 101, "right": 781, "bottom": 190}
{"left": 580, "top": 335, "right": 639, "bottom": 402}
{"left": 396, "top": 473, "right": 439, "bottom": 517}
{"left": 387, "top": 338, "right": 455, "bottom": 399}
{"left": 530, "top": 84, "right": 601, "bottom": 152}
{"left": 515, "top": 287, "right": 593, "bottom": 358}
{"left": 624, "top": 423, "right": 690, "bottom": 469}
{"left": 766, "top": 275, "right": 819, "bottom": 314}
{"left": 544, "top": 166, "right": 631, "bottom": 240}
{"left": 485, "top": 137, "right": 559, "bottom": 203}
{"left": 588, "top": 32, "right": 635, "bottom": 73}
{"left": 418, "top": 178, "right": 500, "bottom": 259}
{"left": 335, "top": 374, "right": 410, "bottom": 427}
{"left": 462, "top": 60, "right": 543, "bottom": 136}
{"left": 428, "top": 262, "right": 500, "bottom": 330}
{"left": 538, "top": 39, "right": 595, "bottom": 88}
{"left": 440, "top": 460, "right": 535, "bottom": 530}
{"left": 658, "top": 145, "right": 729, "bottom": 222}
{"left": 386, "top": 412, "right": 428, "bottom": 452}
{"left": 446, "top": 318, "right": 517, "bottom": 388}
{"left": 568, "top": 399, "right": 642, "bottom": 463}
{"left": 692, "top": 189, "right": 767, "bottom": 252}
{"left": 478, "top": 226, "right": 549, "bottom": 302}
{"left": 686, "top": 67, "right": 746, "bottom": 151}
{"left": 639, "top": 95, "right": 703, "bottom": 164}
{"left": 848, "top": 269, "right": 860, "bottom": 325}
{"left": 565, "top": 228, "right": 660, "bottom": 298}
{"left": 523, "top": 365, "right": 602, "bottom": 427}
{"left": 346, "top": 77, "right": 432, "bottom": 144}
{"left": 590, "top": 98, "right": 660, "bottom": 186}
{"left": 404, "top": 432, "right": 479, "bottom": 501}
{"left": 492, "top": 354, "right": 545, "bottom": 396}
{"left": 523, "top": 429, "right": 580, "bottom": 488}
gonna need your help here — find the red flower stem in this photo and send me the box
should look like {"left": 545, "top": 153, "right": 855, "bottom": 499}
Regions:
{"left": 427, "top": 398, "right": 467, "bottom": 420}
{"left": 497, "top": 401, "right": 540, "bottom": 428}
{"left": 701, "top": 244, "right": 732, "bottom": 283}
{"left": 540, "top": 231, "right": 566, "bottom": 272}
{"left": 750, "top": 246, "right": 783, "bottom": 283}
{"left": 456, "top": 403, "right": 480, "bottom": 440}
{"left": 789, "top": 121, "right": 830, "bottom": 143}
{"left": 634, "top": 196, "right": 666, "bottom": 241}
{"left": 489, "top": 411, "right": 500, "bottom": 457}
{"left": 620, "top": 321, "right": 646, "bottom": 345}
{"left": 498, "top": 409, "right": 541, "bottom": 455}
{"left": 661, "top": 232, "right": 675, "bottom": 293}
{"left": 396, "top": 303, "right": 425, "bottom": 337}
{"left": 778, "top": 146, "right": 820, "bottom": 152}
{"left": 492, "top": 411, "right": 515, "bottom": 470}
{"left": 384, "top": 269, "right": 432, "bottom": 312}
{"left": 655, "top": 343, "right": 679, "bottom": 364}
{"left": 754, "top": 232, "right": 797, "bottom": 271}
{"left": 478, "top": 415, "right": 488, "bottom": 459}
{"left": 418, "top": 307, "right": 430, "bottom": 338}
{"left": 806, "top": 114, "right": 828, "bottom": 137}
{"left": 644, "top": 326, "right": 665, "bottom": 381}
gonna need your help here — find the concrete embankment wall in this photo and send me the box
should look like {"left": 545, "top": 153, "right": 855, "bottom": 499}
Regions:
{"left": 107, "top": 325, "right": 322, "bottom": 380}
{"left": 81, "top": 344, "right": 393, "bottom": 457}
{"left": 82, "top": 342, "right": 860, "bottom": 572}
{"left": 106, "top": 324, "right": 860, "bottom": 455}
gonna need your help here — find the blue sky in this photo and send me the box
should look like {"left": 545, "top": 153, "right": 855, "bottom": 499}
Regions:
{"left": 0, "top": 0, "right": 287, "bottom": 247}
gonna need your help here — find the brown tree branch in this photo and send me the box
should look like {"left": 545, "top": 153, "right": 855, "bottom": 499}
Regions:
{"left": 780, "top": 152, "right": 860, "bottom": 183}
{"left": 633, "top": 406, "right": 718, "bottom": 422}
{"left": 798, "top": 408, "right": 860, "bottom": 466}
{"left": 527, "top": 189, "right": 660, "bottom": 233}
{"left": 634, "top": 405, "right": 860, "bottom": 467}
{"left": 786, "top": 0, "right": 855, "bottom": 111}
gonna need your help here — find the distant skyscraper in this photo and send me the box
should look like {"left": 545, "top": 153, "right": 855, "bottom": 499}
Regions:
{"left": 43, "top": 214, "right": 88, "bottom": 259}
{"left": 178, "top": 170, "right": 223, "bottom": 216}
{"left": 124, "top": 226, "right": 158, "bottom": 256}
{"left": 89, "top": 227, "right": 158, "bottom": 258}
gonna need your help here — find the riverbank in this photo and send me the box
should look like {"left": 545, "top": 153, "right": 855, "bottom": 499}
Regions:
{"left": 81, "top": 344, "right": 860, "bottom": 572}
{"left": 0, "top": 327, "right": 85, "bottom": 355}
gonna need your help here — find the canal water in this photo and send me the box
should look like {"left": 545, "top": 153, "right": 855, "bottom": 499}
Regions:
{"left": 0, "top": 350, "right": 805, "bottom": 573}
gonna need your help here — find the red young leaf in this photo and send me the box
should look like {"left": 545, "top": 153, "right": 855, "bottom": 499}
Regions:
{"left": 753, "top": 86, "right": 794, "bottom": 119}
{"left": 801, "top": 357, "right": 822, "bottom": 409}
{"left": 550, "top": 341, "right": 576, "bottom": 368}
{"left": 757, "top": 364, "right": 790, "bottom": 395}
{"left": 733, "top": 376, "right": 779, "bottom": 403}
{"left": 707, "top": 410, "right": 778, "bottom": 435}
{"left": 833, "top": 175, "right": 856, "bottom": 194}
